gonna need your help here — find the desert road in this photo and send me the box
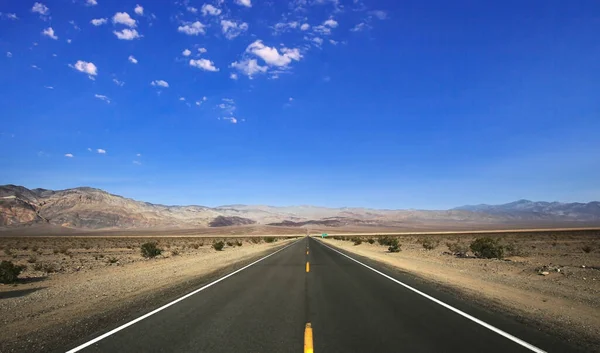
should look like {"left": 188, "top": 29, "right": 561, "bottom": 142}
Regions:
{"left": 63, "top": 237, "right": 580, "bottom": 353}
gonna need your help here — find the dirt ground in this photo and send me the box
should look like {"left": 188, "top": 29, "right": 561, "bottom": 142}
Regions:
{"left": 0, "top": 236, "right": 297, "bottom": 352}
{"left": 320, "top": 230, "right": 600, "bottom": 351}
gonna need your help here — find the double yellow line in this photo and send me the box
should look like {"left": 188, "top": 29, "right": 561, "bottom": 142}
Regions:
{"left": 305, "top": 242, "right": 313, "bottom": 353}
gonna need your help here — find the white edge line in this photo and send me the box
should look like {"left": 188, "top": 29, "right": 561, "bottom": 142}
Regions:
{"left": 66, "top": 239, "right": 302, "bottom": 353}
{"left": 314, "top": 238, "right": 547, "bottom": 353}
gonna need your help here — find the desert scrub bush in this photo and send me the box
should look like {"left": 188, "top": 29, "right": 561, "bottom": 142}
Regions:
{"left": 446, "top": 242, "right": 469, "bottom": 256}
{"left": 4, "top": 248, "right": 14, "bottom": 256}
{"left": 235, "top": 240, "right": 243, "bottom": 247}
{"left": 171, "top": 249, "right": 180, "bottom": 256}
{"left": 59, "top": 247, "right": 70, "bottom": 255}
{"left": 264, "top": 237, "right": 276, "bottom": 243}
{"left": 191, "top": 243, "right": 201, "bottom": 249}
{"left": 470, "top": 237, "right": 504, "bottom": 259}
{"left": 213, "top": 241, "right": 225, "bottom": 251}
{"left": 31, "top": 245, "right": 39, "bottom": 252}
{"left": 367, "top": 238, "right": 375, "bottom": 244}
{"left": 421, "top": 238, "right": 439, "bottom": 250}
{"left": 140, "top": 242, "right": 162, "bottom": 258}
{"left": 353, "top": 238, "right": 363, "bottom": 246}
{"left": 33, "top": 262, "right": 57, "bottom": 273}
{"left": 582, "top": 245, "right": 594, "bottom": 253}
{"left": 226, "top": 241, "right": 234, "bottom": 247}
{"left": 377, "top": 236, "right": 393, "bottom": 246}
{"left": 388, "top": 238, "right": 401, "bottom": 253}
{"left": 27, "top": 256, "right": 37, "bottom": 263}
{"left": 108, "top": 257, "right": 119, "bottom": 263}
{"left": 505, "top": 241, "right": 525, "bottom": 257}
{"left": 0, "top": 261, "right": 26, "bottom": 283}
{"left": 251, "top": 237, "right": 261, "bottom": 244}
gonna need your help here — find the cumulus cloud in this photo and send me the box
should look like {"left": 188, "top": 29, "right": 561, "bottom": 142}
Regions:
{"left": 235, "top": 0, "right": 251, "bottom": 7}
{"left": 201, "top": 4, "right": 221, "bottom": 16}
{"left": 112, "top": 78, "right": 125, "bottom": 86}
{"left": 94, "top": 94, "right": 110, "bottom": 103}
{"left": 91, "top": 18, "right": 107, "bottom": 26}
{"left": 187, "top": 6, "right": 198, "bottom": 13}
{"left": 128, "top": 55, "right": 138, "bottom": 64}
{"left": 42, "top": 27, "right": 58, "bottom": 39}
{"left": 230, "top": 58, "right": 267, "bottom": 78}
{"left": 97, "top": 148, "right": 106, "bottom": 154}
{"left": 182, "top": 49, "right": 191, "bottom": 56}
{"left": 198, "top": 47, "right": 207, "bottom": 54}
{"left": 151, "top": 80, "right": 169, "bottom": 87}
{"left": 178, "top": 21, "right": 205, "bottom": 35}
{"left": 86, "top": 0, "right": 97, "bottom": 6}
{"left": 179, "top": 97, "right": 185, "bottom": 101}
{"left": 113, "top": 29, "right": 141, "bottom": 40}
{"left": 112, "top": 12, "right": 136, "bottom": 27}
{"left": 189, "top": 58, "right": 218, "bottom": 72}
{"left": 230, "top": 73, "right": 238, "bottom": 80}
{"left": 221, "top": 20, "right": 248, "bottom": 39}
{"left": 6, "top": 52, "right": 12, "bottom": 58}
{"left": 300, "top": 23, "right": 310, "bottom": 31}
{"left": 312, "top": 25, "right": 331, "bottom": 35}
{"left": 323, "top": 18, "right": 338, "bottom": 28}
{"left": 134, "top": 5, "right": 144, "bottom": 16}
{"left": 65, "top": 153, "right": 74, "bottom": 158}
{"left": 246, "top": 40, "right": 301, "bottom": 67}
{"left": 32, "top": 2, "right": 49, "bottom": 16}
{"left": 136, "top": 153, "right": 141, "bottom": 157}
{"left": 70, "top": 60, "right": 98, "bottom": 78}
{"left": 350, "top": 22, "right": 367, "bottom": 32}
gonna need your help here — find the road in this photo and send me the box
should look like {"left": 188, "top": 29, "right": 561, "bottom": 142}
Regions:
{"left": 64, "top": 237, "right": 580, "bottom": 353}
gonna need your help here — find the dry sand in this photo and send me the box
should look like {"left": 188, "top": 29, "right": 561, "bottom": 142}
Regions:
{"left": 319, "top": 230, "right": 600, "bottom": 351}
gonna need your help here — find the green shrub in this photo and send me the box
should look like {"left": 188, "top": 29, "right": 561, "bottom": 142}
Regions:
{"left": 367, "top": 238, "right": 375, "bottom": 244}
{"left": 0, "top": 261, "right": 26, "bottom": 284}
{"left": 213, "top": 241, "right": 225, "bottom": 251}
{"left": 388, "top": 238, "right": 401, "bottom": 253}
{"left": 235, "top": 240, "right": 243, "bottom": 247}
{"left": 446, "top": 242, "right": 469, "bottom": 256}
{"left": 378, "top": 236, "right": 395, "bottom": 246}
{"left": 226, "top": 241, "right": 234, "bottom": 247}
{"left": 470, "top": 237, "right": 504, "bottom": 259}
{"left": 251, "top": 237, "right": 261, "bottom": 244}
{"left": 353, "top": 238, "right": 363, "bottom": 246}
{"left": 421, "top": 238, "right": 439, "bottom": 250}
{"left": 140, "top": 242, "right": 162, "bottom": 258}
{"left": 264, "top": 237, "right": 276, "bottom": 243}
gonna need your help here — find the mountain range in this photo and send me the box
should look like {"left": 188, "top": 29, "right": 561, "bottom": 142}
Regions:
{"left": 1, "top": 185, "right": 599, "bottom": 230}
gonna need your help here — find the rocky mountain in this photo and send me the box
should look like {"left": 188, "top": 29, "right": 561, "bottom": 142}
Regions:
{"left": 1, "top": 185, "right": 599, "bottom": 230}
{"left": 454, "top": 200, "right": 600, "bottom": 221}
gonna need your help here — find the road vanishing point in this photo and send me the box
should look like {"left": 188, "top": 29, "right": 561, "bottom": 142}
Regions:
{"left": 63, "top": 237, "right": 580, "bottom": 353}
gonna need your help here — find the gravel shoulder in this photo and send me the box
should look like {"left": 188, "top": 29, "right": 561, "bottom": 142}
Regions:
{"left": 0, "top": 237, "right": 296, "bottom": 352}
{"left": 319, "top": 235, "right": 600, "bottom": 352}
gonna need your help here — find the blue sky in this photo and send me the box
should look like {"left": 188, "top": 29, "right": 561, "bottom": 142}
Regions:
{"left": 1, "top": 0, "right": 599, "bottom": 209}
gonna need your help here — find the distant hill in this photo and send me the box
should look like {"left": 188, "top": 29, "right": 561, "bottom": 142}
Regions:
{"left": 1, "top": 185, "right": 599, "bottom": 230}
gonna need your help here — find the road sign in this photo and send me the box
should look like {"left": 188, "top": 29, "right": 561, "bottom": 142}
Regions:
{"left": 321, "top": 233, "right": 328, "bottom": 238}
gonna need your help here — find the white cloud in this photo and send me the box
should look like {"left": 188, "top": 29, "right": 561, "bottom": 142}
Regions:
{"left": 350, "top": 22, "right": 367, "bottom": 32}
{"left": 329, "top": 39, "right": 338, "bottom": 45}
{"left": 201, "top": 4, "right": 221, "bottom": 16}
{"left": 151, "top": 80, "right": 169, "bottom": 88}
{"left": 246, "top": 40, "right": 301, "bottom": 67}
{"left": 0, "top": 13, "right": 19, "bottom": 20}
{"left": 198, "top": 47, "right": 207, "bottom": 53}
{"left": 113, "top": 29, "right": 141, "bottom": 40}
{"left": 69, "top": 20, "right": 80, "bottom": 30}
{"left": 274, "top": 21, "right": 299, "bottom": 34}
{"left": 179, "top": 97, "right": 185, "bottom": 101}
{"left": 178, "top": 21, "right": 205, "bottom": 35}
{"left": 289, "top": 97, "right": 294, "bottom": 102}
{"left": 222, "top": 117, "right": 238, "bottom": 124}
{"left": 113, "top": 78, "right": 125, "bottom": 86}
{"left": 87, "top": 148, "right": 92, "bottom": 152}
{"left": 323, "top": 18, "right": 338, "bottom": 28}
{"left": 230, "top": 73, "right": 238, "bottom": 80}
{"left": 94, "top": 94, "right": 110, "bottom": 103}
{"left": 230, "top": 59, "right": 267, "bottom": 78}
{"left": 312, "top": 25, "right": 331, "bottom": 35}
{"left": 112, "top": 12, "right": 136, "bottom": 27}
{"left": 128, "top": 55, "right": 138, "bottom": 64}
{"left": 65, "top": 153, "right": 74, "bottom": 158}
{"left": 42, "top": 27, "right": 58, "bottom": 40}
{"left": 134, "top": 5, "right": 144, "bottom": 16}
{"left": 31, "top": 64, "right": 41, "bottom": 70}
{"left": 195, "top": 100, "right": 202, "bottom": 106}
{"left": 300, "top": 23, "right": 310, "bottom": 31}
{"left": 187, "top": 6, "right": 198, "bottom": 13}
{"left": 133, "top": 160, "right": 142, "bottom": 165}
{"left": 6, "top": 52, "right": 12, "bottom": 58}
{"left": 312, "top": 37, "right": 323, "bottom": 45}
{"left": 67, "top": 39, "right": 72, "bottom": 43}
{"left": 182, "top": 49, "right": 191, "bottom": 56}
{"left": 32, "top": 3, "right": 49, "bottom": 16}
{"left": 91, "top": 18, "right": 107, "bottom": 26}
{"left": 221, "top": 20, "right": 248, "bottom": 40}
{"left": 86, "top": 0, "right": 98, "bottom": 6}
{"left": 189, "top": 58, "right": 218, "bottom": 72}
{"left": 44, "top": 85, "right": 54, "bottom": 89}
{"left": 235, "top": 0, "right": 251, "bottom": 7}
{"left": 97, "top": 149, "right": 106, "bottom": 154}
{"left": 369, "top": 10, "right": 388, "bottom": 20}
{"left": 70, "top": 60, "right": 98, "bottom": 78}
{"left": 136, "top": 153, "right": 142, "bottom": 157}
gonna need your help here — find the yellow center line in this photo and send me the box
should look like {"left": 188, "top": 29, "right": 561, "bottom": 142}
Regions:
{"left": 304, "top": 323, "right": 314, "bottom": 353}
{"left": 306, "top": 261, "right": 310, "bottom": 273}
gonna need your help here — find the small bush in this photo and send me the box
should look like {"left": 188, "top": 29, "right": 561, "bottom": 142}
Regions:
{"left": 31, "top": 246, "right": 39, "bottom": 252}
{"left": 446, "top": 242, "right": 469, "bottom": 256}
{"left": 388, "top": 238, "right": 401, "bottom": 253}
{"left": 191, "top": 243, "right": 201, "bottom": 249}
{"left": 505, "top": 242, "right": 525, "bottom": 257}
{"left": 53, "top": 249, "right": 59, "bottom": 254}
{"left": 353, "top": 238, "right": 363, "bottom": 246}
{"left": 0, "top": 261, "right": 26, "bottom": 284}
{"left": 27, "top": 256, "right": 37, "bottom": 264}
{"left": 367, "top": 238, "right": 375, "bottom": 244}
{"left": 33, "top": 262, "right": 57, "bottom": 273}
{"left": 140, "top": 242, "right": 162, "bottom": 258}
{"left": 470, "top": 237, "right": 504, "bottom": 259}
{"left": 235, "top": 240, "right": 243, "bottom": 247}
{"left": 582, "top": 245, "right": 593, "bottom": 253}
{"left": 59, "top": 247, "right": 70, "bottom": 255}
{"left": 213, "top": 241, "right": 225, "bottom": 251}
{"left": 251, "top": 237, "right": 261, "bottom": 244}
{"left": 171, "top": 249, "right": 180, "bottom": 256}
{"left": 378, "top": 236, "right": 395, "bottom": 246}
{"left": 264, "top": 237, "right": 276, "bottom": 243}
{"left": 226, "top": 241, "right": 234, "bottom": 247}
{"left": 421, "top": 238, "right": 439, "bottom": 250}
{"left": 108, "top": 257, "right": 119, "bottom": 263}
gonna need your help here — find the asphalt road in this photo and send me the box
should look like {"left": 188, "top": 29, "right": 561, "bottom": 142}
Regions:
{"left": 65, "top": 237, "right": 581, "bottom": 353}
